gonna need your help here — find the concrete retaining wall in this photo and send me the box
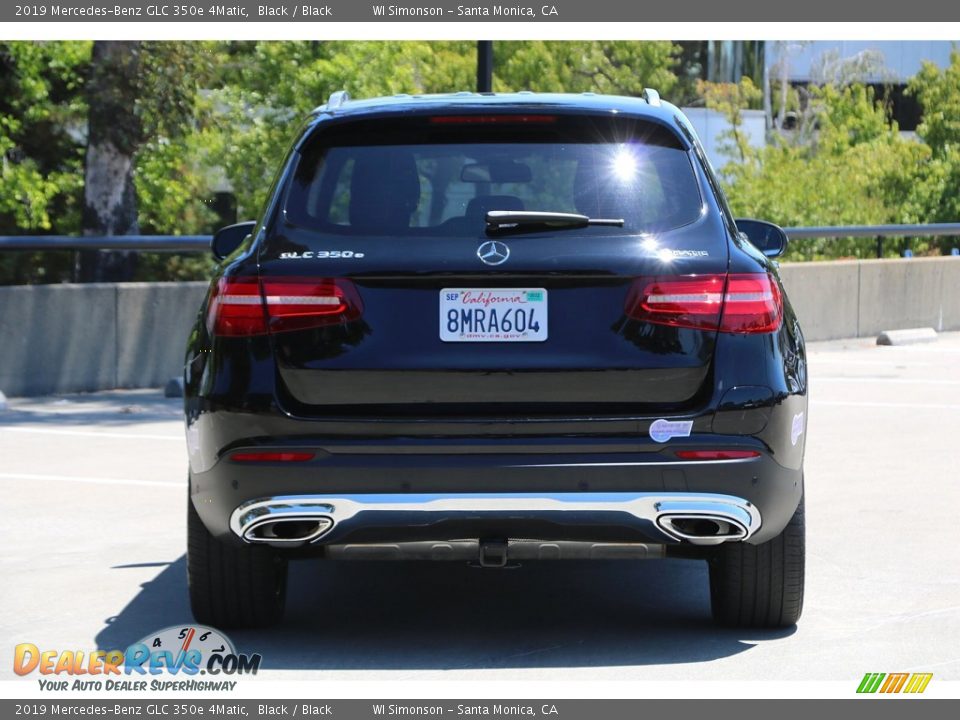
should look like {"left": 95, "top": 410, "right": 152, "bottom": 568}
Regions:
{"left": 0, "top": 256, "right": 958, "bottom": 397}
{"left": 0, "top": 282, "right": 207, "bottom": 397}
{"left": 115, "top": 283, "right": 208, "bottom": 389}
{"left": 855, "top": 257, "right": 960, "bottom": 337}
{"left": 778, "top": 261, "right": 861, "bottom": 340}
{"left": 779, "top": 256, "right": 960, "bottom": 341}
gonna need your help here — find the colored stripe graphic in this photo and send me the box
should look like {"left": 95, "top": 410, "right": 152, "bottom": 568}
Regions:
{"left": 857, "top": 672, "right": 932, "bottom": 694}
{"left": 857, "top": 673, "right": 885, "bottom": 693}
{"left": 904, "top": 673, "right": 933, "bottom": 694}
{"left": 880, "top": 673, "right": 909, "bottom": 693}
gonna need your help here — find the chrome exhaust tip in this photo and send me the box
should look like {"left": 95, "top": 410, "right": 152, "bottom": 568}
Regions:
{"left": 231, "top": 499, "right": 335, "bottom": 547}
{"left": 243, "top": 517, "right": 333, "bottom": 545}
{"left": 653, "top": 498, "right": 756, "bottom": 545}
{"left": 656, "top": 514, "right": 748, "bottom": 545}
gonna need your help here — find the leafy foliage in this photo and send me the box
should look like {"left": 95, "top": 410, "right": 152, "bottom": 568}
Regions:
{"left": 494, "top": 41, "right": 681, "bottom": 97}
{"left": 1, "top": 42, "right": 959, "bottom": 283}
{"left": 0, "top": 41, "right": 88, "bottom": 233}
{"left": 907, "top": 50, "right": 960, "bottom": 228}
{"left": 0, "top": 42, "right": 89, "bottom": 282}
{"left": 697, "top": 78, "right": 763, "bottom": 162}
{"left": 705, "top": 66, "right": 960, "bottom": 260}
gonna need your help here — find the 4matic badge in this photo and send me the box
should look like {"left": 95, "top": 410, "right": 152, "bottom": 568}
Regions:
{"left": 657, "top": 249, "right": 710, "bottom": 259}
{"left": 279, "top": 250, "right": 364, "bottom": 259}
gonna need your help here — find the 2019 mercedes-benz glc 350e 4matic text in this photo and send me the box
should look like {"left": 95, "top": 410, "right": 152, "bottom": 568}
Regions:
{"left": 184, "top": 89, "right": 807, "bottom": 629}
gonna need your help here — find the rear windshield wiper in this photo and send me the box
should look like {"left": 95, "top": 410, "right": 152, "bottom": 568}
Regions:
{"left": 485, "top": 210, "right": 625, "bottom": 234}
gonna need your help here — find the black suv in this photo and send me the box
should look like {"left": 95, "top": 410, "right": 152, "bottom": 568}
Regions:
{"left": 184, "top": 90, "right": 807, "bottom": 630}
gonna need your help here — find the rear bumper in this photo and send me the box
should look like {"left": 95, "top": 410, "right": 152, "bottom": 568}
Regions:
{"left": 190, "top": 439, "right": 803, "bottom": 547}
{"left": 229, "top": 491, "right": 761, "bottom": 547}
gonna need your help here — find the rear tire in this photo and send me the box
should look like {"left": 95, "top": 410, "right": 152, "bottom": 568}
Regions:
{"left": 187, "top": 496, "right": 288, "bottom": 628}
{"left": 708, "top": 495, "right": 805, "bottom": 628}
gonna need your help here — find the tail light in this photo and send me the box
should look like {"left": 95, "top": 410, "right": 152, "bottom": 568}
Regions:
{"left": 429, "top": 115, "right": 557, "bottom": 124}
{"left": 207, "top": 277, "right": 267, "bottom": 336}
{"left": 208, "top": 276, "right": 363, "bottom": 337}
{"left": 230, "top": 451, "right": 316, "bottom": 463}
{"left": 720, "top": 274, "right": 783, "bottom": 333}
{"left": 626, "top": 274, "right": 724, "bottom": 331}
{"left": 625, "top": 273, "right": 782, "bottom": 334}
{"left": 675, "top": 450, "right": 761, "bottom": 460}
{"left": 261, "top": 277, "right": 363, "bottom": 334}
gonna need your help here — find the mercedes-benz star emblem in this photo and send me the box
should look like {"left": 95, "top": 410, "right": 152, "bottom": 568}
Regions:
{"left": 477, "top": 240, "right": 510, "bottom": 266}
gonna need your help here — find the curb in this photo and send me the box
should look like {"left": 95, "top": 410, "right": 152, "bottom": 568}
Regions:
{"left": 876, "top": 327, "right": 938, "bottom": 346}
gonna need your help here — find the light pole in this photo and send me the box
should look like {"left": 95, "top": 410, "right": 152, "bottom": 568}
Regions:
{"left": 477, "top": 41, "right": 493, "bottom": 92}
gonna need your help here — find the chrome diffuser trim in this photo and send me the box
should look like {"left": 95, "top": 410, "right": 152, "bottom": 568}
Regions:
{"left": 324, "top": 540, "right": 667, "bottom": 561}
{"left": 230, "top": 492, "right": 761, "bottom": 547}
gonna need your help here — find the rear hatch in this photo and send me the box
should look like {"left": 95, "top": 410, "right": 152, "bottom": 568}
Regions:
{"left": 258, "top": 111, "right": 731, "bottom": 416}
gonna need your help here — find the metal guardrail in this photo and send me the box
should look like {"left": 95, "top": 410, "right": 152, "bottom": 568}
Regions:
{"left": 784, "top": 223, "right": 960, "bottom": 258}
{"left": 0, "top": 235, "right": 210, "bottom": 251}
{"left": 783, "top": 223, "right": 960, "bottom": 239}
{"left": 2, "top": 223, "right": 960, "bottom": 257}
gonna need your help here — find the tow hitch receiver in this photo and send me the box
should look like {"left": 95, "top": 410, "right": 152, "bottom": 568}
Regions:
{"left": 477, "top": 539, "right": 509, "bottom": 568}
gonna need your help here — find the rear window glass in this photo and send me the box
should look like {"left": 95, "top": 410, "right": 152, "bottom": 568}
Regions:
{"left": 283, "top": 116, "right": 703, "bottom": 238}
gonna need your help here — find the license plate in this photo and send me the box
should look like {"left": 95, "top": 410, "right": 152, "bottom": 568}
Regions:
{"left": 440, "top": 288, "right": 548, "bottom": 342}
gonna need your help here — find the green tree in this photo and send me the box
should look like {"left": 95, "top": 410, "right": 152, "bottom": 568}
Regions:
{"left": 0, "top": 41, "right": 219, "bottom": 283}
{"left": 79, "top": 41, "right": 220, "bottom": 281}
{"left": 494, "top": 41, "right": 680, "bottom": 97}
{"left": 698, "top": 78, "right": 763, "bottom": 162}
{"left": 0, "top": 41, "right": 89, "bottom": 283}
{"left": 909, "top": 51, "right": 960, "bottom": 155}
{"left": 77, "top": 41, "right": 143, "bottom": 281}
{"left": 707, "top": 78, "right": 938, "bottom": 259}
{"left": 907, "top": 50, "right": 960, "bottom": 231}
{"left": 5, "top": 41, "right": 957, "bottom": 284}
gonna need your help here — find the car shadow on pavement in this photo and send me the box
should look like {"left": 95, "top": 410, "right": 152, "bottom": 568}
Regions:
{"left": 95, "top": 554, "right": 795, "bottom": 670}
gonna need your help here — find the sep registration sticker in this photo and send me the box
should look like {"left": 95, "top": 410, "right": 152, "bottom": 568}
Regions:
{"left": 440, "top": 288, "right": 548, "bottom": 342}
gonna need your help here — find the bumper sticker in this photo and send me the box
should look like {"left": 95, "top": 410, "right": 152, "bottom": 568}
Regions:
{"left": 791, "top": 412, "right": 805, "bottom": 446}
{"left": 650, "top": 419, "right": 693, "bottom": 443}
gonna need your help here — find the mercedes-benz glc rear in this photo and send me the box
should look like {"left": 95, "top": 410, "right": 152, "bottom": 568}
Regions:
{"left": 183, "top": 91, "right": 807, "bottom": 629}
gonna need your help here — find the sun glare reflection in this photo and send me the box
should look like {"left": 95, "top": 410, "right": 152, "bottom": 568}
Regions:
{"left": 611, "top": 146, "right": 638, "bottom": 182}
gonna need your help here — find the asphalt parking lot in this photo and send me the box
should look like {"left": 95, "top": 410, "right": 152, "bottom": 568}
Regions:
{"left": 2, "top": 333, "right": 959, "bottom": 683}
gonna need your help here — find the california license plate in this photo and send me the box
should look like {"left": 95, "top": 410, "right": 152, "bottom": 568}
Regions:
{"left": 440, "top": 288, "right": 548, "bottom": 342}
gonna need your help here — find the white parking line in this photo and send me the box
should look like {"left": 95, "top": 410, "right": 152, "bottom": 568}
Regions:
{"left": 816, "top": 377, "right": 960, "bottom": 385}
{"left": 0, "top": 472, "right": 183, "bottom": 488}
{"left": 808, "top": 358, "right": 932, "bottom": 367}
{"left": 0, "top": 427, "right": 182, "bottom": 441}
{"left": 895, "top": 346, "right": 960, "bottom": 353}
{"left": 811, "top": 400, "right": 960, "bottom": 410}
